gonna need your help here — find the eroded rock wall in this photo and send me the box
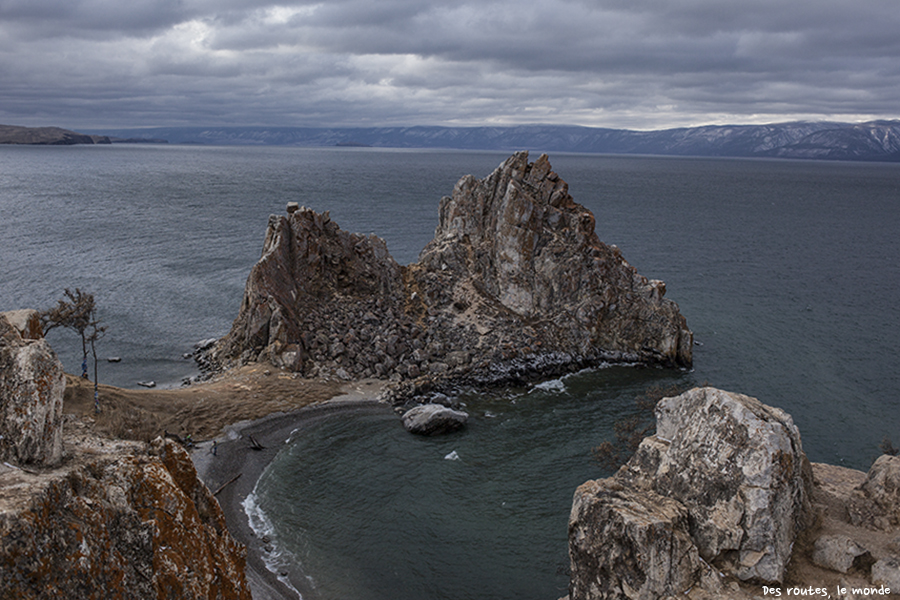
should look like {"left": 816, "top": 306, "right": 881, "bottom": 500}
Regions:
{"left": 0, "top": 436, "right": 251, "bottom": 600}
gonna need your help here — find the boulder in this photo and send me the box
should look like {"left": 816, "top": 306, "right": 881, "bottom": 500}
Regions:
{"left": 1, "top": 309, "right": 42, "bottom": 340}
{"left": 871, "top": 557, "right": 900, "bottom": 590}
{"left": 568, "top": 388, "right": 812, "bottom": 599}
{"left": 620, "top": 387, "right": 812, "bottom": 582}
{"left": 855, "top": 454, "right": 900, "bottom": 530}
{"left": 0, "top": 311, "right": 65, "bottom": 466}
{"left": 402, "top": 404, "right": 468, "bottom": 436}
{"left": 811, "top": 535, "right": 872, "bottom": 574}
{"left": 568, "top": 479, "right": 704, "bottom": 600}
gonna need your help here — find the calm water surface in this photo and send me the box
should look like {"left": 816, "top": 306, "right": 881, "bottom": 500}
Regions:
{"left": 2, "top": 145, "right": 898, "bottom": 599}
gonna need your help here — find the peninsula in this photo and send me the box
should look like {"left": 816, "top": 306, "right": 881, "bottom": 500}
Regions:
{"left": 0, "top": 124, "right": 110, "bottom": 145}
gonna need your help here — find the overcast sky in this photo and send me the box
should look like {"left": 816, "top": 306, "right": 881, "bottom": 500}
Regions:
{"left": 2, "top": 0, "right": 899, "bottom": 130}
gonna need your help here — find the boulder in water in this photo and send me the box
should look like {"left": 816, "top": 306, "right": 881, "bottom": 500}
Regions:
{"left": 402, "top": 404, "right": 468, "bottom": 436}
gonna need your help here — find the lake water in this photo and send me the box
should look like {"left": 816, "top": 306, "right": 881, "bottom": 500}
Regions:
{"left": 2, "top": 144, "right": 898, "bottom": 599}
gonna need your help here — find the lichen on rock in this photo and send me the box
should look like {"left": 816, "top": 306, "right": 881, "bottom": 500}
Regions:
{"left": 0, "top": 435, "right": 251, "bottom": 600}
{"left": 568, "top": 387, "right": 814, "bottom": 599}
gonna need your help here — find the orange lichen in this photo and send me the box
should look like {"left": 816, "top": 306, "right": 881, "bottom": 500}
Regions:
{"left": 0, "top": 439, "right": 250, "bottom": 599}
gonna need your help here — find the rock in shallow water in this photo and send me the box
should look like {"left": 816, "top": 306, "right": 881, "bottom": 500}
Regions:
{"left": 401, "top": 404, "right": 468, "bottom": 436}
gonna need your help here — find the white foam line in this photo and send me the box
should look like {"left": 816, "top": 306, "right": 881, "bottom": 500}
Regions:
{"left": 242, "top": 487, "right": 306, "bottom": 600}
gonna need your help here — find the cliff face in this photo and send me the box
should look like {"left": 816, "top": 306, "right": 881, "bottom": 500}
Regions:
{"left": 0, "top": 310, "right": 251, "bottom": 599}
{"left": 0, "top": 310, "right": 65, "bottom": 466}
{"left": 0, "top": 434, "right": 251, "bottom": 600}
{"left": 567, "top": 387, "right": 900, "bottom": 600}
{"left": 211, "top": 152, "right": 692, "bottom": 398}
{"left": 414, "top": 152, "right": 692, "bottom": 367}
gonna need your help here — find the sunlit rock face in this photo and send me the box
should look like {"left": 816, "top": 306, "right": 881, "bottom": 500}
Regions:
{"left": 0, "top": 310, "right": 65, "bottom": 466}
{"left": 211, "top": 152, "right": 692, "bottom": 398}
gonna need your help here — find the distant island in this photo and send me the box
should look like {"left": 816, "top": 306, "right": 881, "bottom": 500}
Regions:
{"left": 0, "top": 124, "right": 110, "bottom": 145}
{"left": 5, "top": 121, "right": 900, "bottom": 161}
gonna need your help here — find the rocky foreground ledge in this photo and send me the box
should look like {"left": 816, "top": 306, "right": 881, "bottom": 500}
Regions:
{"left": 206, "top": 152, "right": 693, "bottom": 403}
{"left": 567, "top": 387, "right": 900, "bottom": 600}
{"left": 0, "top": 311, "right": 251, "bottom": 599}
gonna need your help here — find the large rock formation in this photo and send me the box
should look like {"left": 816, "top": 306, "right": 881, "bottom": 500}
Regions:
{"left": 0, "top": 310, "right": 65, "bottom": 466}
{"left": 567, "top": 388, "right": 900, "bottom": 600}
{"left": 209, "top": 152, "right": 692, "bottom": 400}
{"left": 568, "top": 388, "right": 813, "bottom": 599}
{"left": 0, "top": 433, "right": 251, "bottom": 599}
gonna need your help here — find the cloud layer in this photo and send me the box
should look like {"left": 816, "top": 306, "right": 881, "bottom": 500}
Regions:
{"left": 2, "top": 0, "right": 898, "bottom": 129}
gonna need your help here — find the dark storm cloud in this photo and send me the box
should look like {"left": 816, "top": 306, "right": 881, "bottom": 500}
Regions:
{"left": 1, "top": 0, "right": 898, "bottom": 129}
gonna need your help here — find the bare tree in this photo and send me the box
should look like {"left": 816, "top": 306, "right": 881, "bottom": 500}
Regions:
{"left": 41, "top": 288, "right": 94, "bottom": 376}
{"left": 41, "top": 288, "right": 107, "bottom": 412}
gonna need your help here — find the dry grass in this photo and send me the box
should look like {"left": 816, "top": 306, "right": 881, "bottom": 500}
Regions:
{"left": 63, "top": 363, "right": 342, "bottom": 442}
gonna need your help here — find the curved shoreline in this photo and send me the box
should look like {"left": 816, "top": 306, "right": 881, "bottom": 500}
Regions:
{"left": 191, "top": 383, "right": 393, "bottom": 600}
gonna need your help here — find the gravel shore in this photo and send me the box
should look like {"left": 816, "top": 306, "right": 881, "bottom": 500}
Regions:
{"left": 191, "top": 380, "right": 391, "bottom": 600}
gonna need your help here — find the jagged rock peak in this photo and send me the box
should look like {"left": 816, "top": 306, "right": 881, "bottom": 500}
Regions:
{"left": 210, "top": 152, "right": 692, "bottom": 396}
{"left": 416, "top": 151, "right": 692, "bottom": 366}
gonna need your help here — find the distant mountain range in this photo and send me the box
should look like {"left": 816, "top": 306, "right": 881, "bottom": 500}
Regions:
{"left": 5, "top": 121, "right": 900, "bottom": 161}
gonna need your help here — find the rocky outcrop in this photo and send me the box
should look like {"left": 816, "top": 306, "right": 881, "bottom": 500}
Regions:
{"left": 0, "top": 432, "right": 251, "bottom": 599}
{"left": 568, "top": 387, "right": 813, "bottom": 599}
{"left": 851, "top": 454, "right": 900, "bottom": 530}
{"left": 0, "top": 310, "right": 65, "bottom": 466}
{"left": 209, "top": 152, "right": 692, "bottom": 401}
{"left": 414, "top": 152, "right": 692, "bottom": 367}
{"left": 567, "top": 388, "right": 900, "bottom": 600}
